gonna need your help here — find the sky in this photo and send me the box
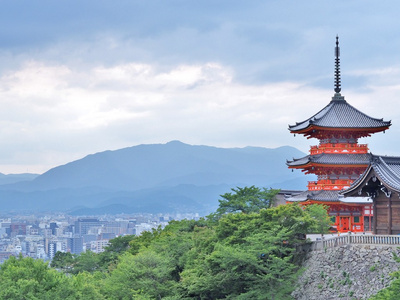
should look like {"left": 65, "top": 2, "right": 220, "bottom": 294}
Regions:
{"left": 1, "top": 1, "right": 400, "bottom": 174}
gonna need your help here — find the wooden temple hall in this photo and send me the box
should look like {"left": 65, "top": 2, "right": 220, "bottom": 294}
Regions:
{"left": 286, "top": 36, "right": 400, "bottom": 235}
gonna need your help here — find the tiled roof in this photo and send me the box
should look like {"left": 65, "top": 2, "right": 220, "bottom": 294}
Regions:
{"left": 310, "top": 190, "right": 341, "bottom": 201}
{"left": 286, "top": 190, "right": 340, "bottom": 202}
{"left": 289, "top": 93, "right": 391, "bottom": 132}
{"left": 370, "top": 155, "right": 400, "bottom": 191}
{"left": 342, "top": 155, "right": 400, "bottom": 194}
{"left": 287, "top": 153, "right": 371, "bottom": 167}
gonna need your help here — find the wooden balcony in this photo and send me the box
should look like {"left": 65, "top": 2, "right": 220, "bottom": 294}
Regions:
{"left": 310, "top": 143, "right": 368, "bottom": 155}
{"left": 307, "top": 179, "right": 353, "bottom": 191}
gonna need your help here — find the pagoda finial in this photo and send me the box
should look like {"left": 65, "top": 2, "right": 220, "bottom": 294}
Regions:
{"left": 334, "top": 35, "right": 341, "bottom": 93}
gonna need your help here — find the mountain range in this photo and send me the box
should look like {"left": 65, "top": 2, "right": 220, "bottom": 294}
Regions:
{"left": 0, "top": 141, "right": 312, "bottom": 215}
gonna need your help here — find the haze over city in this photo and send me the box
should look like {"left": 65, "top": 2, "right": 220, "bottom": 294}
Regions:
{"left": 1, "top": 1, "right": 399, "bottom": 174}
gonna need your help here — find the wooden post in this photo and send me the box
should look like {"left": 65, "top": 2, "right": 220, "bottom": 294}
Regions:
{"left": 373, "top": 199, "right": 377, "bottom": 235}
{"left": 369, "top": 205, "right": 372, "bottom": 232}
{"left": 389, "top": 194, "right": 392, "bottom": 235}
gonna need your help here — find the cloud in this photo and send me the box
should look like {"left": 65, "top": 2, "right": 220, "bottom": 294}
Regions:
{"left": 1, "top": 1, "right": 400, "bottom": 174}
{"left": 0, "top": 58, "right": 398, "bottom": 174}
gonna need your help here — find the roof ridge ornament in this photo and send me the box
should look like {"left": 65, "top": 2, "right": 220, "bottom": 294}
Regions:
{"left": 334, "top": 35, "right": 341, "bottom": 94}
{"left": 331, "top": 35, "right": 345, "bottom": 101}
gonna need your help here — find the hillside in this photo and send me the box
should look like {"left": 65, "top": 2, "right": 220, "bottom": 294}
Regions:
{"left": 0, "top": 141, "right": 312, "bottom": 214}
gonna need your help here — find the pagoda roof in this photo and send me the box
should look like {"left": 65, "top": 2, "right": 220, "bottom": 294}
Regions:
{"left": 343, "top": 155, "right": 400, "bottom": 194}
{"left": 289, "top": 93, "right": 391, "bottom": 133}
{"left": 287, "top": 153, "right": 371, "bottom": 168}
{"left": 286, "top": 189, "right": 372, "bottom": 204}
{"left": 286, "top": 190, "right": 340, "bottom": 202}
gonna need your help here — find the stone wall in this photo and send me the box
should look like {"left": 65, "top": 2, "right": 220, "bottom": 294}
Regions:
{"left": 292, "top": 244, "right": 400, "bottom": 300}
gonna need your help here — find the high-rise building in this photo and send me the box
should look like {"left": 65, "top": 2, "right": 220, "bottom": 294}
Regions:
{"left": 74, "top": 218, "right": 103, "bottom": 235}
{"left": 67, "top": 236, "right": 84, "bottom": 254}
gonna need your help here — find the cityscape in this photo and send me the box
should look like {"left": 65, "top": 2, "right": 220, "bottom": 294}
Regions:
{"left": 0, "top": 212, "right": 200, "bottom": 263}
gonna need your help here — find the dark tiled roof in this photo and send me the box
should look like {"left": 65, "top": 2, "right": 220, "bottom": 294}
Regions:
{"left": 285, "top": 190, "right": 309, "bottom": 202}
{"left": 289, "top": 94, "right": 391, "bottom": 132}
{"left": 286, "top": 190, "right": 340, "bottom": 202}
{"left": 310, "top": 190, "right": 340, "bottom": 201}
{"left": 370, "top": 155, "right": 400, "bottom": 191}
{"left": 287, "top": 153, "right": 371, "bottom": 167}
{"left": 343, "top": 155, "right": 400, "bottom": 194}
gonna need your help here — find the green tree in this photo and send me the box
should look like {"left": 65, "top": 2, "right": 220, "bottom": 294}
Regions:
{"left": 216, "top": 186, "right": 280, "bottom": 216}
{"left": 305, "top": 204, "right": 332, "bottom": 234}
{"left": 71, "top": 250, "right": 101, "bottom": 274}
{"left": 50, "top": 251, "right": 75, "bottom": 271}
{"left": 103, "top": 251, "right": 176, "bottom": 299}
{"left": 0, "top": 255, "right": 104, "bottom": 299}
{"left": 52, "top": 272, "right": 105, "bottom": 300}
{"left": 0, "top": 255, "right": 64, "bottom": 299}
{"left": 370, "top": 271, "right": 400, "bottom": 300}
{"left": 129, "top": 227, "right": 163, "bottom": 255}
{"left": 99, "top": 234, "right": 137, "bottom": 269}
{"left": 180, "top": 216, "right": 302, "bottom": 299}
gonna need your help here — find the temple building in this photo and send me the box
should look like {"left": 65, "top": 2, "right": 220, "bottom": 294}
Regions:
{"left": 286, "top": 37, "right": 392, "bottom": 233}
{"left": 340, "top": 156, "right": 400, "bottom": 234}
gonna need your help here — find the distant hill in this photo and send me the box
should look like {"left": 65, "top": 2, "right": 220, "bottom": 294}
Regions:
{"left": 0, "top": 173, "right": 38, "bottom": 185}
{"left": 0, "top": 141, "right": 312, "bottom": 214}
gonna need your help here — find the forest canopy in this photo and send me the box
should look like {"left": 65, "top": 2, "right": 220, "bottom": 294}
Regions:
{"left": 0, "top": 187, "right": 332, "bottom": 299}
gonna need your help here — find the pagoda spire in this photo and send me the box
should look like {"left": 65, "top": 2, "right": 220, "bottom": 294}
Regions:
{"left": 334, "top": 35, "right": 341, "bottom": 93}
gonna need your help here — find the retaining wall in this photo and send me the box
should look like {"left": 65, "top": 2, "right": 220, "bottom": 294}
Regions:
{"left": 292, "top": 244, "right": 400, "bottom": 299}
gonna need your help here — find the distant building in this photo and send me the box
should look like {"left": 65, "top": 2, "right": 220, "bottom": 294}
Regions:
{"left": 8, "top": 223, "right": 27, "bottom": 238}
{"left": 74, "top": 218, "right": 103, "bottom": 235}
{"left": 92, "top": 239, "right": 109, "bottom": 253}
{"left": 99, "top": 232, "right": 116, "bottom": 240}
{"left": 49, "top": 222, "right": 58, "bottom": 235}
{"left": 67, "top": 236, "right": 84, "bottom": 254}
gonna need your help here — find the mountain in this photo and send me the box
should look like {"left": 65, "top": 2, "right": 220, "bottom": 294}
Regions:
{"left": 0, "top": 141, "right": 312, "bottom": 214}
{"left": 0, "top": 173, "right": 39, "bottom": 185}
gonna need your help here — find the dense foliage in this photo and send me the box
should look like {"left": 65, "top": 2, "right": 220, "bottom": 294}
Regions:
{"left": 0, "top": 187, "right": 332, "bottom": 299}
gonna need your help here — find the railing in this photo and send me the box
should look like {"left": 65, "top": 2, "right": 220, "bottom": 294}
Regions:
{"left": 310, "top": 143, "right": 368, "bottom": 155}
{"left": 307, "top": 179, "right": 352, "bottom": 191}
{"left": 310, "top": 233, "right": 400, "bottom": 251}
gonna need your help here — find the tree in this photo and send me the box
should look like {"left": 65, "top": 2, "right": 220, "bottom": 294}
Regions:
{"left": 216, "top": 186, "right": 280, "bottom": 216}
{"left": 50, "top": 251, "right": 75, "bottom": 272}
{"left": 180, "top": 212, "right": 302, "bottom": 299}
{"left": 0, "top": 255, "right": 64, "bottom": 299}
{"left": 305, "top": 204, "right": 332, "bottom": 235}
{"left": 51, "top": 250, "right": 102, "bottom": 275}
{"left": 129, "top": 227, "right": 163, "bottom": 255}
{"left": 370, "top": 271, "right": 400, "bottom": 300}
{"left": 99, "top": 234, "right": 137, "bottom": 269}
{"left": 103, "top": 251, "right": 176, "bottom": 299}
{"left": 71, "top": 250, "right": 101, "bottom": 274}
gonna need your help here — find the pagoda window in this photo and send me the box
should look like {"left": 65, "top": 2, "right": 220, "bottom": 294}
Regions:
{"left": 354, "top": 216, "right": 360, "bottom": 223}
{"left": 330, "top": 216, "right": 336, "bottom": 223}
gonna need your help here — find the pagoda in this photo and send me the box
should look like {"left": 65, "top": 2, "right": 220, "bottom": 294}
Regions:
{"left": 286, "top": 37, "right": 391, "bottom": 232}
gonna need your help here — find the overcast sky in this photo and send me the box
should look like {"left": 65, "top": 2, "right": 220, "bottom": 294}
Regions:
{"left": 0, "top": 1, "right": 400, "bottom": 174}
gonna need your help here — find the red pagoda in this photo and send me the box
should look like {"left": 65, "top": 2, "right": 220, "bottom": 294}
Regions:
{"left": 286, "top": 37, "right": 391, "bottom": 232}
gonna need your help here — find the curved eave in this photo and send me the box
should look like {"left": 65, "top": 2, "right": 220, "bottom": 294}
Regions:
{"left": 371, "top": 158, "right": 400, "bottom": 193}
{"left": 289, "top": 125, "right": 391, "bottom": 135}
{"left": 338, "top": 197, "right": 372, "bottom": 205}
{"left": 288, "top": 162, "right": 369, "bottom": 169}
{"left": 341, "top": 165, "right": 373, "bottom": 195}
{"left": 341, "top": 156, "right": 400, "bottom": 195}
{"left": 298, "top": 200, "right": 341, "bottom": 204}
